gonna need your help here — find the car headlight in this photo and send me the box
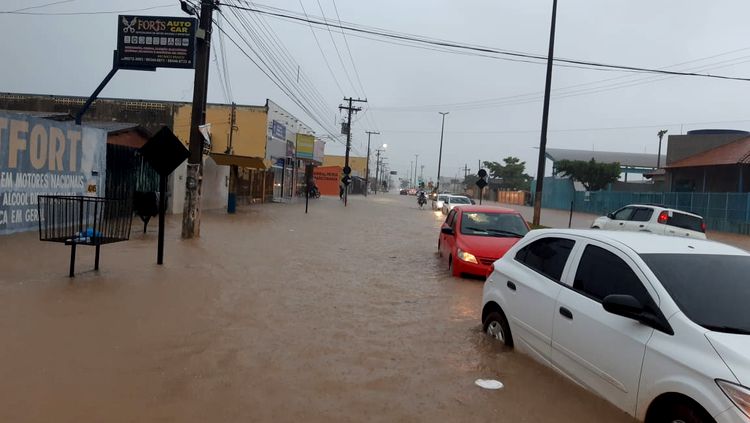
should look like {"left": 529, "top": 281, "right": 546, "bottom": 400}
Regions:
{"left": 717, "top": 380, "right": 750, "bottom": 418}
{"left": 457, "top": 249, "right": 478, "bottom": 264}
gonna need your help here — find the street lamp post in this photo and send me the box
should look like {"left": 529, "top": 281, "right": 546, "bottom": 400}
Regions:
{"left": 374, "top": 144, "right": 387, "bottom": 194}
{"left": 437, "top": 112, "right": 449, "bottom": 192}
{"left": 365, "top": 131, "right": 380, "bottom": 196}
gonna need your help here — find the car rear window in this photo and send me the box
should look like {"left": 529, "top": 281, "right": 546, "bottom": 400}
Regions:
{"left": 641, "top": 253, "right": 750, "bottom": 334}
{"left": 451, "top": 197, "right": 471, "bottom": 204}
{"left": 668, "top": 212, "right": 704, "bottom": 233}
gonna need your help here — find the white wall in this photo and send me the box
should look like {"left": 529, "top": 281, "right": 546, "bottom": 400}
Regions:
{"left": 168, "top": 156, "right": 229, "bottom": 214}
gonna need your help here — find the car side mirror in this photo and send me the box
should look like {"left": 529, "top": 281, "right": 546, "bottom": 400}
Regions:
{"left": 470, "top": 200, "right": 476, "bottom": 205}
{"left": 606, "top": 212, "right": 615, "bottom": 219}
{"left": 602, "top": 294, "right": 674, "bottom": 335}
{"left": 603, "top": 294, "right": 644, "bottom": 318}
{"left": 441, "top": 227, "right": 454, "bottom": 236}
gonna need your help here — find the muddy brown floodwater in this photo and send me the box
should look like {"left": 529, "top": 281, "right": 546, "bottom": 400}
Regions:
{"left": 0, "top": 193, "right": 636, "bottom": 423}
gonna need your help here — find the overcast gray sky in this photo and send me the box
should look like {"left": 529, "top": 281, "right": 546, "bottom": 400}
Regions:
{"left": 3, "top": 0, "right": 750, "bottom": 181}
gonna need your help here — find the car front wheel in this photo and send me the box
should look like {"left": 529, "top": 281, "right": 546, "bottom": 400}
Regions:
{"left": 483, "top": 311, "right": 513, "bottom": 347}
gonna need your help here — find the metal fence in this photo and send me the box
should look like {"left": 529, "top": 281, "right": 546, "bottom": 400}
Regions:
{"left": 534, "top": 178, "right": 750, "bottom": 235}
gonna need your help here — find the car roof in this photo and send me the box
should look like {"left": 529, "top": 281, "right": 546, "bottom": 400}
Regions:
{"left": 456, "top": 205, "right": 522, "bottom": 214}
{"left": 624, "top": 204, "right": 704, "bottom": 219}
{"left": 529, "top": 229, "right": 748, "bottom": 256}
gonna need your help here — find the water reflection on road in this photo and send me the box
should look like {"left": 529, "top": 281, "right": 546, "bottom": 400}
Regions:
{"left": 0, "top": 193, "right": 635, "bottom": 422}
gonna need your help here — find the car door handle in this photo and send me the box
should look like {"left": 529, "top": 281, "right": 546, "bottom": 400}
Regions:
{"left": 559, "top": 307, "right": 573, "bottom": 320}
{"left": 507, "top": 281, "right": 516, "bottom": 291}
{"left": 618, "top": 222, "right": 624, "bottom": 225}
{"left": 639, "top": 224, "right": 645, "bottom": 228}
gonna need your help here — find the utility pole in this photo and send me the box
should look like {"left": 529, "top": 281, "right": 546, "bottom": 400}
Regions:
{"left": 182, "top": 0, "right": 217, "bottom": 238}
{"left": 657, "top": 129, "right": 668, "bottom": 168}
{"left": 375, "top": 149, "right": 382, "bottom": 195}
{"left": 365, "top": 131, "right": 379, "bottom": 196}
{"left": 339, "top": 97, "right": 367, "bottom": 206}
{"left": 414, "top": 154, "right": 419, "bottom": 188}
{"left": 437, "top": 112, "right": 449, "bottom": 193}
{"left": 532, "top": 0, "right": 558, "bottom": 227}
{"left": 409, "top": 161, "right": 413, "bottom": 188}
{"left": 420, "top": 165, "right": 424, "bottom": 182}
{"left": 463, "top": 164, "right": 470, "bottom": 180}
{"left": 227, "top": 102, "right": 238, "bottom": 213}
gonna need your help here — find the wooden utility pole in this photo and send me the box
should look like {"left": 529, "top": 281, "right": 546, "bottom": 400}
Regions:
{"left": 338, "top": 97, "right": 366, "bottom": 206}
{"left": 365, "top": 131, "right": 379, "bottom": 196}
{"left": 182, "top": 0, "right": 217, "bottom": 238}
{"left": 227, "top": 102, "right": 238, "bottom": 213}
{"left": 532, "top": 0, "right": 558, "bottom": 226}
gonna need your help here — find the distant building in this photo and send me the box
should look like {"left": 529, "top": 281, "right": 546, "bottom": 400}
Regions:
{"left": 664, "top": 129, "right": 750, "bottom": 192}
{"left": 322, "top": 155, "right": 368, "bottom": 178}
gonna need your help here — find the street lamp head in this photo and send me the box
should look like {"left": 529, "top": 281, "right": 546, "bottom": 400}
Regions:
{"left": 382, "top": 143, "right": 388, "bottom": 149}
{"left": 439, "top": 111, "right": 449, "bottom": 116}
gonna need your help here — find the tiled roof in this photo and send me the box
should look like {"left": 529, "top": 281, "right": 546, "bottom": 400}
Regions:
{"left": 665, "top": 136, "right": 750, "bottom": 168}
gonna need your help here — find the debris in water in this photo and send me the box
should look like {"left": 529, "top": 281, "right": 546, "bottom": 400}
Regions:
{"left": 475, "top": 379, "right": 504, "bottom": 390}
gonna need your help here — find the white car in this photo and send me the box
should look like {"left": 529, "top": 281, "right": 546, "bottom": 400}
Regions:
{"left": 482, "top": 229, "right": 750, "bottom": 423}
{"left": 441, "top": 195, "right": 472, "bottom": 214}
{"left": 432, "top": 194, "right": 450, "bottom": 211}
{"left": 591, "top": 204, "right": 706, "bottom": 239}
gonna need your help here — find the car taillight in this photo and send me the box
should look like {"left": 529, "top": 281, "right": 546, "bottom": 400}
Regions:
{"left": 487, "top": 263, "right": 495, "bottom": 278}
{"left": 701, "top": 222, "right": 707, "bottom": 232}
{"left": 657, "top": 211, "right": 669, "bottom": 224}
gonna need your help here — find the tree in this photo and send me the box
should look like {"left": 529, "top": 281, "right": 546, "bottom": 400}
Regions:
{"left": 482, "top": 157, "right": 531, "bottom": 190}
{"left": 554, "top": 159, "right": 621, "bottom": 191}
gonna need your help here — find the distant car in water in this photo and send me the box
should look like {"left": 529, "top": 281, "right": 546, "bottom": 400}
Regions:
{"left": 438, "top": 205, "right": 529, "bottom": 278}
{"left": 408, "top": 188, "right": 418, "bottom": 196}
{"left": 441, "top": 195, "right": 471, "bottom": 214}
{"left": 591, "top": 204, "right": 706, "bottom": 239}
{"left": 432, "top": 194, "right": 450, "bottom": 211}
{"left": 399, "top": 189, "right": 408, "bottom": 195}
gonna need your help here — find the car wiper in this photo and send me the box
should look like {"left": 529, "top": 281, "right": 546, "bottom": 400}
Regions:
{"left": 464, "top": 226, "right": 489, "bottom": 233}
{"left": 703, "top": 325, "right": 750, "bottom": 335}
{"left": 485, "top": 229, "right": 525, "bottom": 238}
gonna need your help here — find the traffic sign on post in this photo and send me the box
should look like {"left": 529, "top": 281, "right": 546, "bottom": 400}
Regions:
{"left": 343, "top": 166, "right": 352, "bottom": 175}
{"left": 476, "top": 169, "right": 488, "bottom": 205}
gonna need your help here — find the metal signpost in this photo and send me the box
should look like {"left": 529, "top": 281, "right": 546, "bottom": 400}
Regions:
{"left": 476, "top": 169, "right": 488, "bottom": 205}
{"left": 139, "top": 127, "right": 190, "bottom": 265}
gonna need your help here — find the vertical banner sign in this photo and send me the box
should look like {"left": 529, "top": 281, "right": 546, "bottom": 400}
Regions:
{"left": 0, "top": 112, "right": 107, "bottom": 235}
{"left": 313, "top": 140, "right": 325, "bottom": 163}
{"left": 117, "top": 15, "right": 197, "bottom": 69}
{"left": 296, "top": 134, "right": 315, "bottom": 160}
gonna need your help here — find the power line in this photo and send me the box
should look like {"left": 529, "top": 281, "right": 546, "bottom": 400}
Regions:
{"left": 294, "top": 0, "right": 345, "bottom": 96}
{"left": 3, "top": 0, "right": 76, "bottom": 13}
{"left": 0, "top": 4, "right": 174, "bottom": 15}
{"left": 314, "top": 0, "right": 358, "bottom": 96}
{"left": 219, "top": 2, "right": 750, "bottom": 83}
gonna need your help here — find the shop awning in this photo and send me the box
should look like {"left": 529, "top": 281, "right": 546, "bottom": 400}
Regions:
{"left": 210, "top": 153, "right": 270, "bottom": 169}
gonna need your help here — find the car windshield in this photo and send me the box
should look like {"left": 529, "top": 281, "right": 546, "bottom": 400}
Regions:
{"left": 460, "top": 212, "right": 529, "bottom": 237}
{"left": 641, "top": 253, "right": 750, "bottom": 334}
{"left": 450, "top": 197, "right": 471, "bottom": 204}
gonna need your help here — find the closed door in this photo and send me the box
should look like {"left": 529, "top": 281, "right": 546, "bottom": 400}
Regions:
{"left": 505, "top": 237, "right": 575, "bottom": 359}
{"left": 607, "top": 207, "right": 635, "bottom": 230}
{"left": 550, "top": 243, "right": 655, "bottom": 416}
{"left": 623, "top": 207, "right": 654, "bottom": 232}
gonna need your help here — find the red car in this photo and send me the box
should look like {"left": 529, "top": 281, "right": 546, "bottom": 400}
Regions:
{"left": 438, "top": 205, "right": 530, "bottom": 278}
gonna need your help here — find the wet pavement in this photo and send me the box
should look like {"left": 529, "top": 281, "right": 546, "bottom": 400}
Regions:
{"left": 0, "top": 193, "right": 635, "bottom": 422}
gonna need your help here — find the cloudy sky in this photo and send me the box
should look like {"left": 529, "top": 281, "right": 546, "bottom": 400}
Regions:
{"left": 3, "top": 0, "right": 750, "bottom": 182}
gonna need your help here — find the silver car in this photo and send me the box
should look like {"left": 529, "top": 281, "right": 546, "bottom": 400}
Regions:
{"left": 441, "top": 195, "right": 471, "bottom": 214}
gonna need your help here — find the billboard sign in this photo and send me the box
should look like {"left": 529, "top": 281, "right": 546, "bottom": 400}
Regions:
{"left": 271, "top": 120, "right": 286, "bottom": 140}
{"left": 296, "top": 134, "right": 314, "bottom": 159}
{"left": 313, "top": 140, "right": 325, "bottom": 163}
{"left": 0, "top": 112, "right": 107, "bottom": 235}
{"left": 117, "top": 15, "right": 197, "bottom": 69}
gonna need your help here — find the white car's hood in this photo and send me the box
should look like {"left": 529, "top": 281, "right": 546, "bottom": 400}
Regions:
{"left": 706, "top": 331, "right": 750, "bottom": 386}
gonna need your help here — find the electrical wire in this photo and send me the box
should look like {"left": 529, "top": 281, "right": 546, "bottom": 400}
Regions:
{"left": 0, "top": 4, "right": 174, "bottom": 15}
{"left": 219, "top": 2, "right": 750, "bottom": 83}
{"left": 3, "top": 0, "right": 76, "bottom": 13}
{"left": 313, "top": 0, "right": 358, "bottom": 96}
{"left": 294, "top": 0, "right": 346, "bottom": 96}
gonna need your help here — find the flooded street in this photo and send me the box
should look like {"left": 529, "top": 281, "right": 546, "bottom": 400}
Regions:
{"left": 0, "top": 194, "right": 635, "bottom": 422}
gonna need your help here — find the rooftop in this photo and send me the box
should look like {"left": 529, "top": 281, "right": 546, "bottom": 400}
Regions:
{"left": 665, "top": 136, "right": 750, "bottom": 168}
{"left": 546, "top": 147, "right": 665, "bottom": 169}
